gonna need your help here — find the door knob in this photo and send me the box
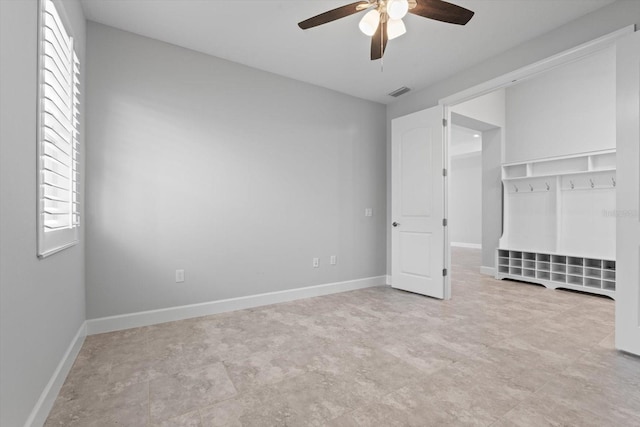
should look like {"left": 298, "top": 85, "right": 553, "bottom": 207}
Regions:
{"left": 392, "top": 222, "right": 400, "bottom": 227}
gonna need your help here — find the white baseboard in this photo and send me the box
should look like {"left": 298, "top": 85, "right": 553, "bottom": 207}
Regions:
{"left": 25, "top": 322, "right": 86, "bottom": 427}
{"left": 385, "top": 275, "right": 391, "bottom": 285}
{"left": 86, "top": 276, "right": 387, "bottom": 335}
{"left": 480, "top": 266, "right": 495, "bottom": 276}
{"left": 451, "top": 242, "right": 482, "bottom": 249}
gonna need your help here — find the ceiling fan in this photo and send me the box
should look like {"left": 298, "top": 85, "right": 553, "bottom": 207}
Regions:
{"left": 298, "top": 0, "right": 474, "bottom": 60}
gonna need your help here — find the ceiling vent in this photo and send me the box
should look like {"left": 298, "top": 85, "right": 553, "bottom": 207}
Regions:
{"left": 388, "top": 86, "right": 411, "bottom": 97}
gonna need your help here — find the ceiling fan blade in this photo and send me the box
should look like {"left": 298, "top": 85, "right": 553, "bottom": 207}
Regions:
{"left": 370, "top": 20, "right": 388, "bottom": 60}
{"left": 409, "top": 0, "right": 474, "bottom": 25}
{"left": 298, "top": 1, "right": 370, "bottom": 30}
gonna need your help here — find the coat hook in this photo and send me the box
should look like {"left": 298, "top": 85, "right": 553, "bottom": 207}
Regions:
{"left": 545, "top": 182, "right": 550, "bottom": 191}
{"left": 529, "top": 184, "right": 534, "bottom": 192}
{"left": 514, "top": 184, "right": 519, "bottom": 193}
{"left": 590, "top": 178, "right": 595, "bottom": 188}
{"left": 612, "top": 177, "right": 616, "bottom": 187}
{"left": 570, "top": 180, "right": 574, "bottom": 190}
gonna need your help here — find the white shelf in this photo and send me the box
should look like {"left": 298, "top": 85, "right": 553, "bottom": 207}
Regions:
{"left": 502, "top": 149, "right": 616, "bottom": 180}
{"left": 502, "top": 167, "right": 616, "bottom": 182}
{"left": 495, "top": 249, "right": 616, "bottom": 299}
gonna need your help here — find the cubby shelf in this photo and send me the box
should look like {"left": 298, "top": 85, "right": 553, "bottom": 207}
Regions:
{"left": 502, "top": 149, "right": 616, "bottom": 180}
{"left": 496, "top": 249, "right": 616, "bottom": 299}
{"left": 497, "top": 150, "right": 616, "bottom": 299}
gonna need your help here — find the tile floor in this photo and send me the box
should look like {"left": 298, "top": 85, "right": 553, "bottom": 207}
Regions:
{"left": 46, "top": 248, "right": 640, "bottom": 426}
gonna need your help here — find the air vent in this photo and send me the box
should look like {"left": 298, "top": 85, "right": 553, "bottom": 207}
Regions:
{"left": 388, "top": 86, "right": 411, "bottom": 97}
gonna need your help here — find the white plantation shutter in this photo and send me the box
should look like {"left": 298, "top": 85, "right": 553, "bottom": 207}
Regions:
{"left": 37, "top": 0, "right": 80, "bottom": 257}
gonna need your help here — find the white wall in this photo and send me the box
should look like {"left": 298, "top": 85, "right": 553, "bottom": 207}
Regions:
{"left": 85, "top": 23, "right": 387, "bottom": 319}
{"left": 505, "top": 47, "right": 615, "bottom": 163}
{"left": 0, "top": 1, "right": 86, "bottom": 426}
{"left": 450, "top": 151, "right": 482, "bottom": 246}
{"left": 481, "top": 128, "right": 504, "bottom": 269}
{"left": 452, "top": 89, "right": 506, "bottom": 131}
{"left": 386, "top": 0, "right": 640, "bottom": 271}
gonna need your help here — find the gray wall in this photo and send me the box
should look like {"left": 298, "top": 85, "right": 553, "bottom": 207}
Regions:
{"left": 0, "top": 0, "right": 86, "bottom": 426}
{"left": 451, "top": 90, "right": 505, "bottom": 269}
{"left": 449, "top": 153, "right": 482, "bottom": 246}
{"left": 505, "top": 47, "right": 615, "bottom": 163}
{"left": 482, "top": 129, "right": 503, "bottom": 269}
{"left": 386, "top": 0, "right": 640, "bottom": 271}
{"left": 85, "top": 23, "right": 387, "bottom": 319}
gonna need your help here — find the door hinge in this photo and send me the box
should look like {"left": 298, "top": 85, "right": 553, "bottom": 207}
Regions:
{"left": 442, "top": 118, "right": 447, "bottom": 127}
{"left": 442, "top": 218, "right": 448, "bottom": 227}
{"left": 442, "top": 168, "right": 448, "bottom": 177}
{"left": 442, "top": 268, "right": 448, "bottom": 277}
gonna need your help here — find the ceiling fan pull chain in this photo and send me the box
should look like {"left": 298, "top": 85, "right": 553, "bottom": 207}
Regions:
{"left": 380, "top": 21, "right": 384, "bottom": 72}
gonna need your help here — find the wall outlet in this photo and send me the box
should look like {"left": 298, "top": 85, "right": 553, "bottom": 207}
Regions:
{"left": 313, "top": 258, "right": 319, "bottom": 268}
{"left": 365, "top": 208, "right": 373, "bottom": 217}
{"left": 175, "top": 269, "right": 185, "bottom": 283}
{"left": 330, "top": 255, "right": 337, "bottom": 265}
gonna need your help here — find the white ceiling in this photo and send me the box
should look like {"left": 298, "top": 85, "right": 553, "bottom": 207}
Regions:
{"left": 451, "top": 125, "right": 481, "bottom": 156}
{"left": 80, "top": 0, "right": 616, "bottom": 104}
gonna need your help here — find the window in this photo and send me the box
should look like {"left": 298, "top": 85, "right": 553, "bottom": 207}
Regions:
{"left": 36, "top": 0, "right": 80, "bottom": 258}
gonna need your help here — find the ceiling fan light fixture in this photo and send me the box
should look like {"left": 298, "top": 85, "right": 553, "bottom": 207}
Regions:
{"left": 387, "top": 0, "right": 409, "bottom": 20}
{"left": 359, "top": 9, "right": 380, "bottom": 36}
{"left": 387, "top": 19, "right": 406, "bottom": 40}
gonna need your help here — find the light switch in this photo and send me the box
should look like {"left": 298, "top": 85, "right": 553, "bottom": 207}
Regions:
{"left": 176, "top": 269, "right": 185, "bottom": 283}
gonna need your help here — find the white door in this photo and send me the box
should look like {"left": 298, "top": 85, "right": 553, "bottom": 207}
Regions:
{"left": 616, "top": 30, "right": 640, "bottom": 356}
{"left": 391, "top": 106, "right": 447, "bottom": 299}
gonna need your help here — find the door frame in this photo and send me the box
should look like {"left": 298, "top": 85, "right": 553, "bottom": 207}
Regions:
{"left": 437, "top": 25, "right": 634, "bottom": 297}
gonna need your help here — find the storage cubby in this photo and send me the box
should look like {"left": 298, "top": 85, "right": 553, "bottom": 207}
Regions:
{"left": 567, "top": 275, "right": 583, "bottom": 286}
{"left": 537, "top": 253, "right": 551, "bottom": 262}
{"left": 552, "top": 273, "right": 567, "bottom": 283}
{"left": 585, "top": 259, "right": 602, "bottom": 268}
{"left": 503, "top": 164, "right": 527, "bottom": 179}
{"left": 495, "top": 249, "right": 616, "bottom": 299}
{"left": 568, "top": 257, "right": 583, "bottom": 266}
{"left": 585, "top": 268, "right": 601, "bottom": 279}
{"left": 567, "top": 265, "right": 583, "bottom": 276}
{"left": 537, "top": 261, "right": 550, "bottom": 271}
{"left": 585, "top": 278, "right": 602, "bottom": 289}
{"left": 537, "top": 270, "right": 551, "bottom": 280}
{"left": 498, "top": 150, "right": 616, "bottom": 299}
{"left": 532, "top": 156, "right": 587, "bottom": 176}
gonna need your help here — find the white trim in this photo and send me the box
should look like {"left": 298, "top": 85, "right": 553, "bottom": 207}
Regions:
{"left": 480, "top": 266, "right": 495, "bottom": 276}
{"left": 86, "top": 276, "right": 387, "bottom": 335}
{"left": 439, "top": 25, "right": 634, "bottom": 108}
{"left": 24, "top": 322, "right": 86, "bottom": 427}
{"left": 451, "top": 242, "right": 482, "bottom": 249}
{"left": 385, "top": 274, "right": 392, "bottom": 285}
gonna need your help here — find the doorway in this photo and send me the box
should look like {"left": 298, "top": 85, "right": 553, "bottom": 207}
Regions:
{"left": 441, "top": 30, "right": 626, "bottom": 324}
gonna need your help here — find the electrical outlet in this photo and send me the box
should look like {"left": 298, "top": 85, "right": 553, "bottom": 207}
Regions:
{"left": 313, "top": 258, "right": 319, "bottom": 268}
{"left": 330, "top": 255, "right": 337, "bottom": 265}
{"left": 365, "top": 208, "right": 373, "bottom": 217}
{"left": 175, "top": 269, "right": 185, "bottom": 283}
